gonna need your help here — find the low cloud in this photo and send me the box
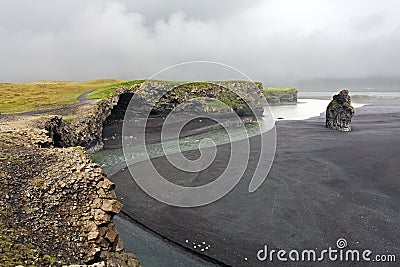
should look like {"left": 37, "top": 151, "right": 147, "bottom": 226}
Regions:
{"left": 0, "top": 0, "right": 400, "bottom": 85}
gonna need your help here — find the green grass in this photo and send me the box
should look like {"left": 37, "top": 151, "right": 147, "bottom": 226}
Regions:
{"left": 88, "top": 80, "right": 254, "bottom": 108}
{"left": 0, "top": 79, "right": 125, "bottom": 114}
{"left": 263, "top": 87, "right": 298, "bottom": 101}
{"left": 87, "top": 80, "right": 146, "bottom": 99}
{"left": 0, "top": 79, "right": 267, "bottom": 114}
{"left": 263, "top": 87, "right": 297, "bottom": 93}
{"left": 0, "top": 220, "right": 50, "bottom": 266}
{"left": 62, "top": 115, "right": 74, "bottom": 123}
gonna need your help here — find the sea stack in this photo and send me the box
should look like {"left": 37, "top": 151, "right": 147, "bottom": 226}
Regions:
{"left": 326, "top": 89, "right": 355, "bottom": 132}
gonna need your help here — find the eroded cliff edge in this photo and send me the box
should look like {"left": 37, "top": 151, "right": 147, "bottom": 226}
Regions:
{"left": 43, "top": 80, "right": 269, "bottom": 152}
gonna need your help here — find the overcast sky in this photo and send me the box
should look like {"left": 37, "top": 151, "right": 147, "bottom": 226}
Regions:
{"left": 1, "top": 0, "right": 400, "bottom": 85}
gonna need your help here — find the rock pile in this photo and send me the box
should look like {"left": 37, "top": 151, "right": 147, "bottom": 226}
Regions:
{"left": 326, "top": 89, "right": 355, "bottom": 132}
{"left": 0, "top": 131, "right": 141, "bottom": 266}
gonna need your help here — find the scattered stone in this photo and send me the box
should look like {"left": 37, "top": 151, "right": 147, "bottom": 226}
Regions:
{"left": 101, "top": 199, "right": 123, "bottom": 214}
{"left": 87, "top": 231, "right": 99, "bottom": 241}
{"left": 105, "top": 224, "right": 119, "bottom": 243}
{"left": 99, "top": 251, "right": 141, "bottom": 267}
{"left": 65, "top": 262, "right": 105, "bottom": 267}
{"left": 93, "top": 209, "right": 111, "bottom": 224}
{"left": 115, "top": 236, "right": 125, "bottom": 252}
{"left": 99, "top": 179, "right": 115, "bottom": 191}
{"left": 92, "top": 198, "right": 103, "bottom": 209}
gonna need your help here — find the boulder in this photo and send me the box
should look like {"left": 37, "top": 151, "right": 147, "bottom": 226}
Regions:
{"left": 101, "top": 199, "right": 123, "bottom": 214}
{"left": 326, "top": 89, "right": 355, "bottom": 132}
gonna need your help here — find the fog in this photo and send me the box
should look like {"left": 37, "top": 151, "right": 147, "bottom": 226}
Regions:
{"left": 1, "top": 0, "right": 400, "bottom": 89}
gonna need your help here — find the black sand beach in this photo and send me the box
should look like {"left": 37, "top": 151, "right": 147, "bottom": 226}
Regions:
{"left": 110, "top": 97, "right": 400, "bottom": 266}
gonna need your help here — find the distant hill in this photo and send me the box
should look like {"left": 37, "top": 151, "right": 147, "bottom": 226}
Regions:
{"left": 294, "top": 77, "right": 400, "bottom": 92}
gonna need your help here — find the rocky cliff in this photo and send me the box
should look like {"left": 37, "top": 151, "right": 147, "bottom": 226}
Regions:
{"left": 263, "top": 88, "right": 298, "bottom": 104}
{"left": 44, "top": 80, "right": 266, "bottom": 152}
{"left": 0, "top": 125, "right": 140, "bottom": 266}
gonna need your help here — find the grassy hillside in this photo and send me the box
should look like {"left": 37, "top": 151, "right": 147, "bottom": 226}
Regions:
{"left": 0, "top": 79, "right": 291, "bottom": 114}
{"left": 0, "top": 79, "right": 125, "bottom": 114}
{"left": 87, "top": 80, "right": 145, "bottom": 99}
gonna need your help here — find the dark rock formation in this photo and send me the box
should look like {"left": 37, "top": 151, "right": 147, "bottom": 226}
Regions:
{"left": 129, "top": 81, "right": 265, "bottom": 118}
{"left": 43, "top": 85, "right": 140, "bottom": 153}
{"left": 326, "top": 89, "right": 355, "bottom": 131}
{"left": 44, "top": 81, "right": 266, "bottom": 152}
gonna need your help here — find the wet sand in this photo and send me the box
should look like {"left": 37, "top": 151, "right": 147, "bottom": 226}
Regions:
{"left": 110, "top": 97, "right": 400, "bottom": 266}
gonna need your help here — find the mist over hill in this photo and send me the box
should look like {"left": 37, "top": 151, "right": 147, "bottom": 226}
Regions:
{"left": 1, "top": 1, "right": 400, "bottom": 85}
{"left": 293, "top": 77, "right": 400, "bottom": 92}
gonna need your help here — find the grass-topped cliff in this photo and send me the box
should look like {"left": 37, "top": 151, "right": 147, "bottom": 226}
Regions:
{"left": 263, "top": 87, "right": 298, "bottom": 104}
{"left": 0, "top": 79, "right": 297, "bottom": 114}
{"left": 87, "top": 80, "right": 145, "bottom": 100}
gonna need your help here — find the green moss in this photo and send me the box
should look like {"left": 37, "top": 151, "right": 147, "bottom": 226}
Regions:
{"left": 0, "top": 207, "right": 7, "bottom": 216}
{"left": 218, "top": 90, "right": 245, "bottom": 107}
{"left": 62, "top": 115, "right": 74, "bottom": 123}
{"left": 263, "top": 87, "right": 297, "bottom": 94}
{"left": 32, "top": 177, "right": 46, "bottom": 188}
{"left": 43, "top": 254, "right": 57, "bottom": 265}
{"left": 167, "top": 81, "right": 248, "bottom": 108}
{"left": 203, "top": 100, "right": 226, "bottom": 108}
{"left": 263, "top": 87, "right": 298, "bottom": 103}
{"left": 0, "top": 222, "right": 39, "bottom": 266}
{"left": 0, "top": 153, "right": 13, "bottom": 162}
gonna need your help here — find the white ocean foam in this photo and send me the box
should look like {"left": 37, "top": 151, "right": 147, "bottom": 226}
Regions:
{"left": 268, "top": 99, "right": 365, "bottom": 121}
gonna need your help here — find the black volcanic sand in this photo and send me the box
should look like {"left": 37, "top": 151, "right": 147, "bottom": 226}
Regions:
{"left": 103, "top": 117, "right": 221, "bottom": 149}
{"left": 109, "top": 98, "right": 400, "bottom": 266}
